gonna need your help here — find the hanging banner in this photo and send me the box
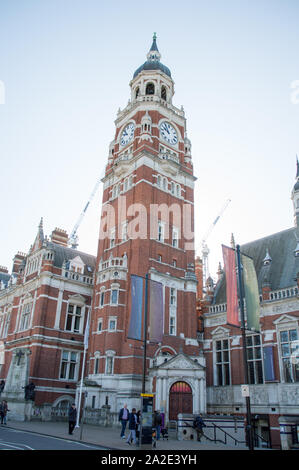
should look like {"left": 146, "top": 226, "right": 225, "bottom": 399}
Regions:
{"left": 149, "top": 279, "right": 163, "bottom": 343}
{"left": 263, "top": 345, "right": 275, "bottom": 382}
{"left": 222, "top": 245, "right": 240, "bottom": 327}
{"left": 241, "top": 254, "right": 260, "bottom": 331}
{"left": 128, "top": 275, "right": 144, "bottom": 340}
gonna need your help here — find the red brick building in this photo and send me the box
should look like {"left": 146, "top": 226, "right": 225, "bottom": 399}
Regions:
{"left": 198, "top": 166, "right": 299, "bottom": 449}
{"left": 0, "top": 219, "right": 95, "bottom": 420}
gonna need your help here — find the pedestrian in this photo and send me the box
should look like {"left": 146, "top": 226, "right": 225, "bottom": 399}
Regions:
{"left": 0, "top": 400, "right": 9, "bottom": 425}
{"left": 119, "top": 403, "right": 129, "bottom": 439}
{"left": 136, "top": 410, "right": 141, "bottom": 445}
{"left": 126, "top": 408, "right": 137, "bottom": 446}
{"left": 68, "top": 403, "right": 77, "bottom": 435}
{"left": 153, "top": 410, "right": 162, "bottom": 441}
{"left": 193, "top": 414, "right": 206, "bottom": 442}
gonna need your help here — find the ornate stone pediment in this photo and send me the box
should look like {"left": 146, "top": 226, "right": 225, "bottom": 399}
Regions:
{"left": 155, "top": 353, "right": 204, "bottom": 371}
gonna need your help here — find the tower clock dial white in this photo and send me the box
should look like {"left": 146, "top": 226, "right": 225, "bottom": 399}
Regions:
{"left": 160, "top": 121, "right": 178, "bottom": 146}
{"left": 120, "top": 123, "right": 135, "bottom": 147}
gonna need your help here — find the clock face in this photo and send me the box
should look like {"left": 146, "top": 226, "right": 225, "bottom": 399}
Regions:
{"left": 160, "top": 121, "right": 178, "bottom": 146}
{"left": 120, "top": 123, "right": 135, "bottom": 147}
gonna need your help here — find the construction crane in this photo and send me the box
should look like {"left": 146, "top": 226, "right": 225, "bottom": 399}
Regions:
{"left": 68, "top": 176, "right": 102, "bottom": 249}
{"left": 201, "top": 198, "right": 231, "bottom": 287}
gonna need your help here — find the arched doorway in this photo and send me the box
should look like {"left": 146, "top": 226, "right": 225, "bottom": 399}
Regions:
{"left": 169, "top": 381, "right": 193, "bottom": 421}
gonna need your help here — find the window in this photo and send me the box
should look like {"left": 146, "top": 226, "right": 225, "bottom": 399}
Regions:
{"left": 135, "top": 87, "right": 140, "bottom": 99}
{"left": 161, "top": 85, "right": 167, "bottom": 101}
{"left": 172, "top": 227, "right": 179, "bottom": 248}
{"left": 146, "top": 82, "right": 155, "bottom": 95}
{"left": 176, "top": 184, "right": 181, "bottom": 197}
{"left": 111, "top": 289, "right": 119, "bottom": 305}
{"left": 100, "top": 291, "right": 105, "bottom": 307}
{"left": 65, "top": 304, "right": 82, "bottom": 333}
{"left": 105, "top": 356, "right": 114, "bottom": 375}
{"left": 110, "top": 227, "right": 116, "bottom": 248}
{"left": 20, "top": 302, "right": 32, "bottom": 331}
{"left": 157, "top": 175, "right": 161, "bottom": 187}
{"left": 3, "top": 312, "right": 10, "bottom": 338}
{"left": 169, "top": 287, "right": 177, "bottom": 335}
{"left": 158, "top": 254, "right": 162, "bottom": 262}
{"left": 171, "top": 182, "right": 175, "bottom": 195}
{"left": 280, "top": 329, "right": 299, "bottom": 383}
{"left": 170, "top": 288, "right": 176, "bottom": 306}
{"left": 215, "top": 339, "right": 230, "bottom": 386}
{"left": 108, "top": 317, "right": 117, "bottom": 331}
{"left": 163, "top": 177, "right": 167, "bottom": 191}
{"left": 158, "top": 222, "right": 164, "bottom": 243}
{"left": 246, "top": 334, "right": 263, "bottom": 384}
{"left": 60, "top": 351, "right": 78, "bottom": 380}
{"left": 94, "top": 358, "right": 99, "bottom": 374}
{"left": 98, "top": 318, "right": 103, "bottom": 332}
{"left": 169, "top": 316, "right": 176, "bottom": 335}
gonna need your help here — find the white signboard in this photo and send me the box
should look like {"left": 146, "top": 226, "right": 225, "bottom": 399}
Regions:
{"left": 241, "top": 385, "right": 250, "bottom": 397}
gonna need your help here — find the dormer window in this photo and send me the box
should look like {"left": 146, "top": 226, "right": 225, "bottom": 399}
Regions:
{"left": 146, "top": 83, "right": 155, "bottom": 95}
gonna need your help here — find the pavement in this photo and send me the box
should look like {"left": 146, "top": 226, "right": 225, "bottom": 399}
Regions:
{"left": 3, "top": 419, "right": 245, "bottom": 451}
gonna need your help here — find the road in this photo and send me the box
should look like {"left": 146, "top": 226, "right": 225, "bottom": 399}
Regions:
{"left": 0, "top": 426, "right": 108, "bottom": 450}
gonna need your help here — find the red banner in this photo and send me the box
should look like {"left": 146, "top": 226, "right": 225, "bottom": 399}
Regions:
{"left": 222, "top": 245, "right": 240, "bottom": 327}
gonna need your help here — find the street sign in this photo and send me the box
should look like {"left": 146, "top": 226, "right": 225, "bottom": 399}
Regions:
{"left": 241, "top": 384, "right": 250, "bottom": 397}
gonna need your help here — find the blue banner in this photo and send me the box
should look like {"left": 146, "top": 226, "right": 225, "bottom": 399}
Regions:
{"left": 128, "top": 275, "right": 143, "bottom": 340}
{"left": 263, "top": 346, "right": 275, "bottom": 381}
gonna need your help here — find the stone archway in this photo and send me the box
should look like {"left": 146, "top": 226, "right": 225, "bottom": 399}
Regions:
{"left": 169, "top": 381, "right": 193, "bottom": 421}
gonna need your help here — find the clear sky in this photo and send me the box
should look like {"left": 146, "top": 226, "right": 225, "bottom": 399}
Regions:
{"left": 0, "top": 0, "right": 298, "bottom": 280}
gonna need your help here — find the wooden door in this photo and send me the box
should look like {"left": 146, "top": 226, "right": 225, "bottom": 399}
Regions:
{"left": 169, "top": 381, "right": 193, "bottom": 421}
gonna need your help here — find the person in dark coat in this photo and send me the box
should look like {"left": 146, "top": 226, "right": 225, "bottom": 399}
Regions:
{"left": 153, "top": 410, "right": 162, "bottom": 440}
{"left": 68, "top": 403, "right": 77, "bottom": 435}
{"left": 126, "top": 408, "right": 137, "bottom": 445}
{"left": 0, "top": 400, "right": 9, "bottom": 425}
{"left": 193, "top": 414, "right": 206, "bottom": 441}
{"left": 119, "top": 403, "right": 129, "bottom": 439}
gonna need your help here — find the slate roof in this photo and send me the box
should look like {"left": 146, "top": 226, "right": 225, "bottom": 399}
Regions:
{"left": 46, "top": 242, "right": 96, "bottom": 276}
{"left": 212, "top": 226, "right": 299, "bottom": 305}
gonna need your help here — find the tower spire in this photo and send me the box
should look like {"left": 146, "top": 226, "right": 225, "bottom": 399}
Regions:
{"left": 147, "top": 32, "right": 161, "bottom": 61}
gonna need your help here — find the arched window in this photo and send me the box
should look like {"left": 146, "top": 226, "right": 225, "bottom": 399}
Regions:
{"left": 161, "top": 85, "right": 167, "bottom": 101}
{"left": 146, "top": 82, "right": 155, "bottom": 95}
{"left": 135, "top": 87, "right": 140, "bottom": 99}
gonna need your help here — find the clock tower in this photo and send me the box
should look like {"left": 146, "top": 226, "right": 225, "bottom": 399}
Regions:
{"left": 84, "top": 35, "right": 206, "bottom": 420}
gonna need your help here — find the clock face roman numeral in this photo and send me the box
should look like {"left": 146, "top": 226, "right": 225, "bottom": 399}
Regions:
{"left": 120, "top": 123, "right": 135, "bottom": 146}
{"left": 160, "top": 121, "right": 177, "bottom": 145}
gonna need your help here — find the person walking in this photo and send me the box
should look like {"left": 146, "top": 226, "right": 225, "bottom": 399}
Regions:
{"left": 136, "top": 410, "right": 141, "bottom": 445}
{"left": 126, "top": 408, "right": 138, "bottom": 446}
{"left": 193, "top": 414, "right": 206, "bottom": 442}
{"left": 0, "top": 400, "right": 9, "bottom": 425}
{"left": 153, "top": 410, "right": 162, "bottom": 441}
{"left": 119, "top": 403, "right": 129, "bottom": 439}
{"left": 68, "top": 403, "right": 77, "bottom": 435}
